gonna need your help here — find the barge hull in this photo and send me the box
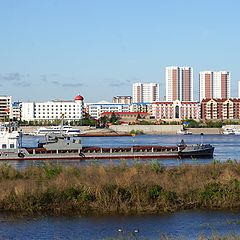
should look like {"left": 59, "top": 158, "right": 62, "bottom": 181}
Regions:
{"left": 0, "top": 145, "right": 214, "bottom": 161}
{"left": 0, "top": 152, "right": 213, "bottom": 161}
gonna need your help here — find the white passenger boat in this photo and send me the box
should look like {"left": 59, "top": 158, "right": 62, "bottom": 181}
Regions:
{"left": 33, "top": 125, "right": 81, "bottom": 136}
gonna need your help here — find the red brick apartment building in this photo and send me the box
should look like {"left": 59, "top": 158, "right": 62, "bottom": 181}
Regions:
{"left": 201, "top": 98, "right": 240, "bottom": 120}
{"left": 152, "top": 100, "right": 199, "bottom": 120}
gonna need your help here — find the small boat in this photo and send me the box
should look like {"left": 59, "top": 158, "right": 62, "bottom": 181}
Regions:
{"left": 32, "top": 125, "right": 81, "bottom": 136}
{"left": 222, "top": 128, "right": 235, "bottom": 135}
{"left": 177, "top": 130, "right": 192, "bottom": 135}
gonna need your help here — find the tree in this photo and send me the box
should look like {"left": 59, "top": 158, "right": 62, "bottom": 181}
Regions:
{"left": 109, "top": 112, "right": 119, "bottom": 124}
{"left": 99, "top": 116, "right": 109, "bottom": 126}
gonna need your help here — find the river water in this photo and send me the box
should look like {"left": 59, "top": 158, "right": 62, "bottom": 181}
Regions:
{"left": 12, "top": 134, "right": 240, "bottom": 169}
{"left": 0, "top": 210, "right": 240, "bottom": 239}
{"left": 1, "top": 134, "right": 240, "bottom": 239}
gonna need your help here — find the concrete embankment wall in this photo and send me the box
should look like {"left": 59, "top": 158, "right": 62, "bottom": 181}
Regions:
{"left": 109, "top": 125, "right": 182, "bottom": 134}
{"left": 110, "top": 125, "right": 223, "bottom": 135}
{"left": 188, "top": 128, "right": 222, "bottom": 135}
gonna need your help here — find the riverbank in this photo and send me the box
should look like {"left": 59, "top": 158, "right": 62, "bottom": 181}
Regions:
{"left": 20, "top": 125, "right": 223, "bottom": 135}
{"left": 1, "top": 161, "right": 240, "bottom": 215}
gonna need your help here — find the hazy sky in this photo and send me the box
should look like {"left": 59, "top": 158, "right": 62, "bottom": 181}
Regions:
{"left": 0, "top": 0, "right": 240, "bottom": 102}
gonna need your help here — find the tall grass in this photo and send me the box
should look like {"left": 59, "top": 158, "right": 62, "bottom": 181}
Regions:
{"left": 1, "top": 161, "right": 240, "bottom": 214}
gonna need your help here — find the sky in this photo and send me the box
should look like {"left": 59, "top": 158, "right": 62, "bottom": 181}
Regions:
{"left": 0, "top": 0, "right": 240, "bottom": 102}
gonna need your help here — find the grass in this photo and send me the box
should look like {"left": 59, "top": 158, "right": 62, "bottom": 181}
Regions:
{"left": 1, "top": 161, "right": 240, "bottom": 214}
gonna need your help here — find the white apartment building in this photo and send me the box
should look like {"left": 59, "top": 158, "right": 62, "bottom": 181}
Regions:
{"left": 130, "top": 102, "right": 152, "bottom": 115}
{"left": 199, "top": 71, "right": 230, "bottom": 101}
{"left": 166, "top": 66, "right": 193, "bottom": 101}
{"left": 21, "top": 95, "right": 84, "bottom": 122}
{"left": 86, "top": 101, "right": 131, "bottom": 119}
{"left": 0, "top": 96, "right": 12, "bottom": 121}
{"left": 132, "top": 83, "right": 159, "bottom": 103}
{"left": 12, "top": 101, "right": 21, "bottom": 121}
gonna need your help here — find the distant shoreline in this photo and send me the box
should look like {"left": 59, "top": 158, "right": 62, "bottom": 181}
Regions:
{"left": 20, "top": 125, "right": 223, "bottom": 135}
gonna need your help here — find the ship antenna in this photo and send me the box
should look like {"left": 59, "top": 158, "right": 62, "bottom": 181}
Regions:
{"left": 200, "top": 133, "right": 204, "bottom": 145}
{"left": 19, "top": 129, "right": 23, "bottom": 148}
{"left": 60, "top": 113, "right": 64, "bottom": 135}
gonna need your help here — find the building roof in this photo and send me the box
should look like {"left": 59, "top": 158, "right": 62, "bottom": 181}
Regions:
{"left": 152, "top": 101, "right": 198, "bottom": 104}
{"left": 113, "top": 96, "right": 132, "bottom": 98}
{"left": 100, "top": 112, "right": 149, "bottom": 116}
{"left": 74, "top": 95, "right": 84, "bottom": 101}
{"left": 201, "top": 98, "right": 240, "bottom": 103}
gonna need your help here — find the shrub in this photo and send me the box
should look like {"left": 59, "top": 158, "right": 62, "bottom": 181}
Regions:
{"left": 43, "top": 164, "right": 62, "bottom": 178}
{"left": 148, "top": 185, "right": 162, "bottom": 200}
{"left": 150, "top": 161, "right": 165, "bottom": 173}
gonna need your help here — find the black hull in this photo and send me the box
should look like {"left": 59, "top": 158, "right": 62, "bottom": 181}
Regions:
{"left": 178, "top": 147, "right": 214, "bottom": 158}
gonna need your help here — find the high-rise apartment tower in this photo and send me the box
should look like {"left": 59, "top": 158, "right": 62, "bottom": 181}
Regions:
{"left": 132, "top": 83, "right": 159, "bottom": 103}
{"left": 199, "top": 71, "right": 230, "bottom": 101}
{"left": 165, "top": 66, "right": 193, "bottom": 101}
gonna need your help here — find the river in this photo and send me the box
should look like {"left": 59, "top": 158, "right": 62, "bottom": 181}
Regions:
{"left": 1, "top": 134, "right": 240, "bottom": 239}
{"left": 11, "top": 134, "right": 240, "bottom": 169}
{"left": 0, "top": 210, "right": 240, "bottom": 239}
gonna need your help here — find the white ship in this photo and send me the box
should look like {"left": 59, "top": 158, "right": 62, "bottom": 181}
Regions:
{"left": 33, "top": 125, "right": 81, "bottom": 136}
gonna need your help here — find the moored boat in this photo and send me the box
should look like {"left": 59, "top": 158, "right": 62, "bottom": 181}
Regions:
{"left": 32, "top": 125, "right": 81, "bottom": 136}
{"left": 177, "top": 130, "right": 192, "bottom": 135}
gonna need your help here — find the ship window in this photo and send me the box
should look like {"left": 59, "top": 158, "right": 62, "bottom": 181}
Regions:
{"left": 2, "top": 144, "right": 7, "bottom": 148}
{"left": 10, "top": 144, "right": 14, "bottom": 148}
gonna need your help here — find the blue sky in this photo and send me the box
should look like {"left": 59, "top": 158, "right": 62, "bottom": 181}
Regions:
{"left": 0, "top": 0, "right": 239, "bottom": 102}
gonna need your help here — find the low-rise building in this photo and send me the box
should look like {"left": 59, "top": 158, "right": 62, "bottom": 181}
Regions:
{"left": 21, "top": 95, "right": 84, "bottom": 122}
{"left": 85, "top": 101, "right": 131, "bottom": 119}
{"left": 100, "top": 111, "right": 150, "bottom": 123}
{"left": 201, "top": 98, "right": 240, "bottom": 120}
{"left": 152, "top": 100, "right": 200, "bottom": 120}
{"left": 130, "top": 102, "right": 152, "bottom": 115}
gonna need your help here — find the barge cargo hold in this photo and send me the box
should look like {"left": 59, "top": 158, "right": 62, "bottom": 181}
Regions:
{"left": 0, "top": 125, "right": 214, "bottom": 161}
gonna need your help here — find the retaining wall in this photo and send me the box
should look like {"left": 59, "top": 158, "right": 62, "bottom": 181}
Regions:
{"left": 109, "top": 125, "right": 182, "bottom": 134}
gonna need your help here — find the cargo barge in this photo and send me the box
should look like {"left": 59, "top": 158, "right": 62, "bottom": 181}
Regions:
{"left": 0, "top": 125, "right": 214, "bottom": 161}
